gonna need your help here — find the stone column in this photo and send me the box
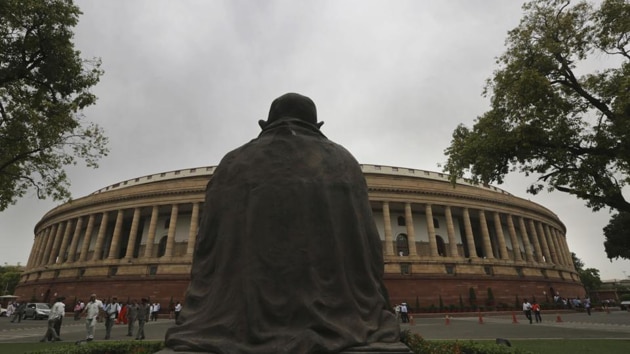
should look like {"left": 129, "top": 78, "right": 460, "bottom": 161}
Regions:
{"left": 538, "top": 223, "right": 556, "bottom": 264}
{"left": 29, "top": 231, "right": 45, "bottom": 267}
{"left": 382, "top": 201, "right": 395, "bottom": 256}
{"left": 543, "top": 224, "right": 559, "bottom": 264}
{"left": 107, "top": 209, "right": 125, "bottom": 260}
{"left": 493, "top": 212, "right": 510, "bottom": 260}
{"left": 124, "top": 208, "right": 142, "bottom": 260}
{"left": 549, "top": 227, "right": 566, "bottom": 265}
{"left": 92, "top": 212, "right": 110, "bottom": 261}
{"left": 527, "top": 220, "right": 545, "bottom": 263}
{"left": 56, "top": 219, "right": 74, "bottom": 263}
{"left": 78, "top": 214, "right": 96, "bottom": 262}
{"left": 505, "top": 215, "right": 523, "bottom": 261}
{"left": 47, "top": 223, "right": 65, "bottom": 264}
{"left": 26, "top": 233, "right": 42, "bottom": 268}
{"left": 404, "top": 203, "right": 418, "bottom": 256}
{"left": 144, "top": 206, "right": 159, "bottom": 258}
{"left": 186, "top": 202, "right": 200, "bottom": 256}
{"left": 66, "top": 217, "right": 84, "bottom": 263}
{"left": 535, "top": 221, "right": 552, "bottom": 263}
{"left": 517, "top": 217, "right": 535, "bottom": 262}
{"left": 560, "top": 235, "right": 575, "bottom": 270}
{"left": 556, "top": 229, "right": 571, "bottom": 266}
{"left": 40, "top": 226, "right": 57, "bottom": 266}
{"left": 444, "top": 206, "right": 459, "bottom": 257}
{"left": 479, "top": 210, "right": 494, "bottom": 259}
{"left": 425, "top": 204, "right": 439, "bottom": 256}
{"left": 463, "top": 208, "right": 478, "bottom": 258}
{"left": 165, "top": 204, "right": 179, "bottom": 257}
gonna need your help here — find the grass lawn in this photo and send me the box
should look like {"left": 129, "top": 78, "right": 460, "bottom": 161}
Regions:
{"left": 479, "top": 339, "right": 630, "bottom": 354}
{"left": 1, "top": 339, "right": 629, "bottom": 353}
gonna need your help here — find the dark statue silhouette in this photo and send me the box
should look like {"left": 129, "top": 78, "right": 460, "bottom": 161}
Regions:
{"left": 159, "top": 93, "right": 409, "bottom": 353}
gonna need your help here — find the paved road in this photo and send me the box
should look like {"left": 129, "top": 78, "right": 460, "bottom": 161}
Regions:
{"left": 1, "top": 310, "right": 629, "bottom": 344}
{"left": 403, "top": 310, "right": 630, "bottom": 340}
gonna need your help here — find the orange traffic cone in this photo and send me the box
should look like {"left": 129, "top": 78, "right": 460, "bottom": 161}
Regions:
{"left": 445, "top": 315, "right": 450, "bottom": 325}
{"left": 556, "top": 313, "right": 563, "bottom": 322}
{"left": 512, "top": 312, "right": 519, "bottom": 324}
{"left": 478, "top": 311, "right": 484, "bottom": 324}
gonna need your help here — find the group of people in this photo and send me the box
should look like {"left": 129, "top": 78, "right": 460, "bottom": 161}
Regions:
{"left": 521, "top": 299, "right": 543, "bottom": 324}
{"left": 79, "top": 294, "right": 152, "bottom": 342}
{"left": 5, "top": 301, "right": 27, "bottom": 323}
{"left": 29, "top": 294, "right": 183, "bottom": 343}
{"left": 394, "top": 303, "right": 410, "bottom": 323}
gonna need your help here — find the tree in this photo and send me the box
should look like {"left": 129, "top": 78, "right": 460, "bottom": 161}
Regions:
{"left": 0, "top": 265, "right": 21, "bottom": 295}
{"left": 572, "top": 253, "right": 602, "bottom": 295}
{"left": 603, "top": 211, "right": 630, "bottom": 260}
{"left": 0, "top": 0, "right": 107, "bottom": 211}
{"left": 443, "top": 0, "right": 630, "bottom": 254}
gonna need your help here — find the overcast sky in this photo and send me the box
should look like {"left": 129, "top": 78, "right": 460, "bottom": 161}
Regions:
{"left": 1, "top": 0, "right": 628, "bottom": 281}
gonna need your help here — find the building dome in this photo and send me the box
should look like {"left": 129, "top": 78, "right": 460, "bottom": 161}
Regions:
{"left": 16, "top": 164, "right": 584, "bottom": 309}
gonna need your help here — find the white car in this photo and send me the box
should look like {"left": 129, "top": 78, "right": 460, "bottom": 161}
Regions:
{"left": 24, "top": 303, "right": 51, "bottom": 320}
{"left": 620, "top": 301, "right": 630, "bottom": 310}
{"left": 0, "top": 307, "right": 6, "bottom": 317}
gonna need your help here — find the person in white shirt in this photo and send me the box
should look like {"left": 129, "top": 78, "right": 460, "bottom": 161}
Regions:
{"left": 82, "top": 294, "right": 103, "bottom": 341}
{"left": 39, "top": 296, "right": 65, "bottom": 342}
{"left": 104, "top": 297, "right": 121, "bottom": 340}
{"left": 522, "top": 299, "right": 532, "bottom": 324}
{"left": 174, "top": 301, "right": 182, "bottom": 322}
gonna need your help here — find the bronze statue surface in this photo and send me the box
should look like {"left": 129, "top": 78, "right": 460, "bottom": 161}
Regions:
{"left": 162, "top": 93, "right": 404, "bottom": 353}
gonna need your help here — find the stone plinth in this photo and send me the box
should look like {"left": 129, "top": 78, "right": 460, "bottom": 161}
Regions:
{"left": 155, "top": 342, "right": 413, "bottom": 354}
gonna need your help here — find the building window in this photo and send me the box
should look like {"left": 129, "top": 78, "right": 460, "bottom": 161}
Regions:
{"left": 445, "top": 264, "right": 455, "bottom": 275}
{"left": 148, "top": 265, "right": 158, "bottom": 276}
{"left": 433, "top": 218, "right": 440, "bottom": 228}
{"left": 164, "top": 218, "right": 170, "bottom": 229}
{"left": 541, "top": 269, "right": 548, "bottom": 279}
{"left": 484, "top": 266, "right": 493, "bottom": 276}
{"left": 396, "top": 234, "right": 409, "bottom": 256}
{"left": 157, "top": 236, "right": 168, "bottom": 257}
{"left": 400, "top": 263, "right": 411, "bottom": 275}
{"left": 397, "top": 216, "right": 405, "bottom": 226}
{"left": 436, "top": 235, "right": 446, "bottom": 257}
{"left": 78, "top": 268, "right": 86, "bottom": 278}
{"left": 53, "top": 270, "right": 60, "bottom": 279}
{"left": 515, "top": 267, "right": 524, "bottom": 278}
{"left": 108, "top": 266, "right": 118, "bottom": 277}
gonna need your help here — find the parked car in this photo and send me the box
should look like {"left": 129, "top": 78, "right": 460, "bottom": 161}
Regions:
{"left": 621, "top": 301, "right": 630, "bottom": 310}
{"left": 23, "top": 303, "right": 51, "bottom": 320}
{"left": 0, "top": 307, "right": 6, "bottom": 317}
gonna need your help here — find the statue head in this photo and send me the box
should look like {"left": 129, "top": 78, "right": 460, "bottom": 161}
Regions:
{"left": 259, "top": 93, "right": 323, "bottom": 129}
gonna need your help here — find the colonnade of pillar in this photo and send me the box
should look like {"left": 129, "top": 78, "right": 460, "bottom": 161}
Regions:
{"left": 380, "top": 201, "right": 573, "bottom": 268}
{"left": 26, "top": 202, "right": 201, "bottom": 269}
{"left": 25, "top": 200, "right": 573, "bottom": 272}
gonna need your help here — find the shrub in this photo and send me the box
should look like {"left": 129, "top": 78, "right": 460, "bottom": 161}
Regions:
{"left": 404, "top": 333, "right": 533, "bottom": 354}
{"left": 28, "top": 341, "right": 164, "bottom": 354}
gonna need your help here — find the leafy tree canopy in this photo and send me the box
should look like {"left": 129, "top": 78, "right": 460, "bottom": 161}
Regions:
{"left": 443, "top": 0, "right": 630, "bottom": 260}
{"left": 571, "top": 253, "right": 602, "bottom": 294}
{"left": 0, "top": 265, "right": 22, "bottom": 295}
{"left": 0, "top": 0, "right": 107, "bottom": 211}
{"left": 603, "top": 211, "right": 630, "bottom": 260}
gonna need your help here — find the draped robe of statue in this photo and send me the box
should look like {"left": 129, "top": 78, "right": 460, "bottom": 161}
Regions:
{"left": 163, "top": 93, "right": 402, "bottom": 354}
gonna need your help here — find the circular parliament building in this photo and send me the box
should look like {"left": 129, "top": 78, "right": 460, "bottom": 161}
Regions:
{"left": 16, "top": 164, "right": 584, "bottom": 310}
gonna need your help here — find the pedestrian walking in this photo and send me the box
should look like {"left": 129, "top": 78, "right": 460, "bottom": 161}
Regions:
{"left": 532, "top": 301, "right": 542, "bottom": 323}
{"left": 103, "top": 297, "right": 121, "bottom": 340}
{"left": 126, "top": 299, "right": 139, "bottom": 337}
{"left": 522, "top": 299, "right": 532, "bottom": 324}
{"left": 82, "top": 294, "right": 103, "bottom": 342}
{"left": 39, "top": 296, "right": 65, "bottom": 342}
{"left": 136, "top": 298, "right": 150, "bottom": 340}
